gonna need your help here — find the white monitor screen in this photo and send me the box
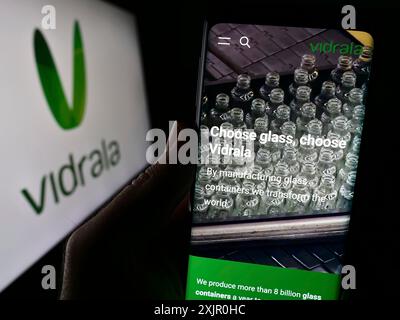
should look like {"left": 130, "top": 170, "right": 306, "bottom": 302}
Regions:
{"left": 0, "top": 0, "right": 150, "bottom": 291}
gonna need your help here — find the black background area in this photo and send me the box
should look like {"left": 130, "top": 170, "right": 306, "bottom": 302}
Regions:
{"left": 1, "top": 0, "right": 398, "bottom": 303}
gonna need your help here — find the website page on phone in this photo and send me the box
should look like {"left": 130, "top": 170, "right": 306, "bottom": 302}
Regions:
{"left": 186, "top": 23, "right": 373, "bottom": 300}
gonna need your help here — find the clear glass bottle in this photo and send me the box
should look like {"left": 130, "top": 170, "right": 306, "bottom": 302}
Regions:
{"left": 209, "top": 93, "right": 230, "bottom": 127}
{"left": 297, "top": 160, "right": 319, "bottom": 191}
{"left": 305, "top": 119, "right": 324, "bottom": 154}
{"left": 274, "top": 162, "right": 291, "bottom": 191}
{"left": 197, "top": 166, "right": 215, "bottom": 198}
{"left": 348, "top": 135, "right": 361, "bottom": 159}
{"left": 289, "top": 68, "right": 310, "bottom": 98}
{"left": 296, "top": 102, "right": 316, "bottom": 138}
{"left": 314, "top": 81, "right": 336, "bottom": 118}
{"left": 352, "top": 46, "right": 373, "bottom": 91}
{"left": 337, "top": 153, "right": 358, "bottom": 189}
{"left": 249, "top": 165, "right": 267, "bottom": 192}
{"left": 265, "top": 88, "right": 284, "bottom": 117}
{"left": 277, "top": 146, "right": 300, "bottom": 176}
{"left": 342, "top": 88, "right": 363, "bottom": 119}
{"left": 348, "top": 105, "right": 365, "bottom": 137}
{"left": 321, "top": 98, "right": 342, "bottom": 135}
{"left": 218, "top": 122, "right": 234, "bottom": 165}
{"left": 300, "top": 54, "right": 319, "bottom": 83}
{"left": 328, "top": 115, "right": 352, "bottom": 153}
{"left": 260, "top": 72, "right": 280, "bottom": 101}
{"left": 220, "top": 165, "right": 242, "bottom": 191}
{"left": 208, "top": 183, "right": 235, "bottom": 220}
{"left": 336, "top": 171, "right": 357, "bottom": 211}
{"left": 286, "top": 179, "right": 311, "bottom": 214}
{"left": 326, "top": 131, "right": 344, "bottom": 164}
{"left": 310, "top": 175, "right": 337, "bottom": 211}
{"left": 245, "top": 98, "right": 266, "bottom": 129}
{"left": 235, "top": 180, "right": 260, "bottom": 217}
{"left": 254, "top": 148, "right": 274, "bottom": 178}
{"left": 254, "top": 117, "right": 269, "bottom": 152}
{"left": 260, "top": 179, "right": 284, "bottom": 216}
{"left": 290, "top": 85, "right": 312, "bottom": 122}
{"left": 229, "top": 107, "right": 247, "bottom": 130}
{"left": 280, "top": 121, "right": 297, "bottom": 149}
{"left": 307, "top": 119, "right": 323, "bottom": 138}
{"left": 336, "top": 71, "right": 356, "bottom": 103}
{"left": 316, "top": 148, "right": 337, "bottom": 177}
{"left": 262, "top": 139, "right": 282, "bottom": 164}
{"left": 192, "top": 185, "right": 209, "bottom": 222}
{"left": 331, "top": 55, "right": 353, "bottom": 85}
{"left": 297, "top": 136, "right": 318, "bottom": 164}
{"left": 231, "top": 73, "right": 254, "bottom": 108}
{"left": 270, "top": 104, "right": 291, "bottom": 134}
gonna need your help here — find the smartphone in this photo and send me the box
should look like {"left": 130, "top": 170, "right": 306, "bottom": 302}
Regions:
{"left": 185, "top": 22, "right": 373, "bottom": 300}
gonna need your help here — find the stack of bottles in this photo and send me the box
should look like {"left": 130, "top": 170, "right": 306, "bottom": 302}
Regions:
{"left": 194, "top": 47, "right": 372, "bottom": 223}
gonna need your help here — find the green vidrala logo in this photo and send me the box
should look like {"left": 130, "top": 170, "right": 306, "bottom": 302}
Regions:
{"left": 34, "top": 21, "right": 86, "bottom": 129}
{"left": 22, "top": 22, "right": 122, "bottom": 215}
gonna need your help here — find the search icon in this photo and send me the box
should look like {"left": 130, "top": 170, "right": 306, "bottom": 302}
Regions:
{"left": 240, "top": 36, "right": 251, "bottom": 48}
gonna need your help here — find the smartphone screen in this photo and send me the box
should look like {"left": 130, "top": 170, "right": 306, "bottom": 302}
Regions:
{"left": 185, "top": 22, "right": 373, "bottom": 300}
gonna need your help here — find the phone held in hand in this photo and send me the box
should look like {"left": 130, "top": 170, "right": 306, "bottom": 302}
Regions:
{"left": 186, "top": 22, "right": 373, "bottom": 300}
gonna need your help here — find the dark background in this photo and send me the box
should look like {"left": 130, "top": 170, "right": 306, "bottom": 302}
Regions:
{"left": 1, "top": 0, "right": 398, "bottom": 303}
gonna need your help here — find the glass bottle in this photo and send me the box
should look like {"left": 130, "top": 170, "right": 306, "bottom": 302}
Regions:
{"left": 310, "top": 175, "right": 337, "bottom": 211}
{"left": 277, "top": 146, "right": 300, "bottom": 176}
{"left": 260, "top": 71, "right": 280, "bottom": 101}
{"left": 286, "top": 179, "right": 311, "bottom": 214}
{"left": 296, "top": 102, "right": 316, "bottom": 138}
{"left": 231, "top": 73, "right": 254, "bottom": 109}
{"left": 352, "top": 46, "right": 373, "bottom": 90}
{"left": 270, "top": 104, "right": 291, "bottom": 134}
{"left": 300, "top": 54, "right": 319, "bottom": 83}
{"left": 229, "top": 107, "right": 247, "bottom": 130}
{"left": 331, "top": 55, "right": 353, "bottom": 85}
{"left": 336, "top": 171, "right": 357, "bottom": 211}
{"left": 289, "top": 68, "right": 310, "bottom": 99}
{"left": 218, "top": 122, "right": 234, "bottom": 166}
{"left": 279, "top": 121, "right": 297, "bottom": 151}
{"left": 192, "top": 185, "right": 209, "bottom": 222}
{"left": 342, "top": 88, "right": 363, "bottom": 119}
{"left": 348, "top": 135, "right": 361, "bottom": 159}
{"left": 336, "top": 71, "right": 356, "bottom": 103}
{"left": 337, "top": 153, "right": 358, "bottom": 189}
{"left": 254, "top": 117, "right": 269, "bottom": 152}
{"left": 290, "top": 85, "right": 311, "bottom": 122}
{"left": 220, "top": 165, "right": 242, "bottom": 191}
{"left": 297, "top": 136, "right": 318, "bottom": 164}
{"left": 249, "top": 165, "right": 267, "bottom": 192}
{"left": 321, "top": 98, "right": 342, "bottom": 135}
{"left": 245, "top": 98, "right": 266, "bottom": 129}
{"left": 314, "top": 81, "right": 336, "bottom": 118}
{"left": 254, "top": 148, "right": 274, "bottom": 178}
{"left": 235, "top": 180, "right": 260, "bottom": 217}
{"left": 348, "top": 105, "right": 365, "bottom": 137}
{"left": 326, "top": 131, "right": 344, "bottom": 164}
{"left": 305, "top": 119, "right": 324, "bottom": 154}
{"left": 209, "top": 93, "right": 230, "bottom": 127}
{"left": 197, "top": 166, "right": 215, "bottom": 198}
{"left": 208, "top": 183, "right": 235, "bottom": 220}
{"left": 316, "top": 148, "right": 337, "bottom": 177}
{"left": 199, "top": 125, "right": 211, "bottom": 165}
{"left": 265, "top": 88, "right": 284, "bottom": 117}
{"left": 274, "top": 162, "right": 291, "bottom": 191}
{"left": 260, "top": 179, "right": 284, "bottom": 216}
{"left": 297, "top": 160, "right": 319, "bottom": 191}
{"left": 328, "top": 115, "right": 352, "bottom": 153}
